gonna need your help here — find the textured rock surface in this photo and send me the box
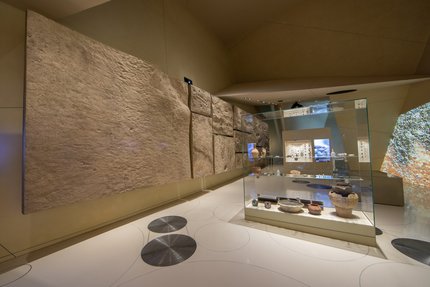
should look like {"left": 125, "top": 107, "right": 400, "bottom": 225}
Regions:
{"left": 234, "top": 130, "right": 256, "bottom": 153}
{"left": 254, "top": 117, "right": 270, "bottom": 150}
{"left": 191, "top": 113, "right": 213, "bottom": 178}
{"left": 214, "top": 135, "right": 235, "bottom": 174}
{"left": 24, "top": 12, "right": 191, "bottom": 213}
{"left": 235, "top": 153, "right": 248, "bottom": 169}
{"left": 212, "top": 96, "right": 233, "bottom": 136}
{"left": 190, "top": 85, "right": 211, "bottom": 116}
{"left": 234, "top": 106, "right": 253, "bottom": 133}
{"left": 234, "top": 131, "right": 245, "bottom": 153}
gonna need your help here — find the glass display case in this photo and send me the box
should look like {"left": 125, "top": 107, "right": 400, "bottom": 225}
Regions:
{"left": 243, "top": 99, "right": 376, "bottom": 246}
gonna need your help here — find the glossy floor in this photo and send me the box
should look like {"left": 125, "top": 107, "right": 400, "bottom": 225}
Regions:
{"left": 0, "top": 179, "right": 429, "bottom": 287}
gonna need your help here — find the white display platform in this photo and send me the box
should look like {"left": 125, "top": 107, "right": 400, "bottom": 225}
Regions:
{"left": 245, "top": 202, "right": 376, "bottom": 246}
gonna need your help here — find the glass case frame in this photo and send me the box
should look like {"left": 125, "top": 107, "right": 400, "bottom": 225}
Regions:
{"left": 242, "top": 99, "right": 376, "bottom": 246}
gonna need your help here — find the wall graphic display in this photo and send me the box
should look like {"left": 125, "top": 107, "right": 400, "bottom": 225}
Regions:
{"left": 285, "top": 140, "right": 312, "bottom": 162}
{"left": 24, "top": 12, "right": 191, "bottom": 213}
{"left": 313, "top": 139, "right": 331, "bottom": 162}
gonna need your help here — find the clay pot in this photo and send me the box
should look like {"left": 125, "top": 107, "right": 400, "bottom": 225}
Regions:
{"left": 307, "top": 203, "right": 322, "bottom": 215}
{"left": 328, "top": 191, "right": 359, "bottom": 218}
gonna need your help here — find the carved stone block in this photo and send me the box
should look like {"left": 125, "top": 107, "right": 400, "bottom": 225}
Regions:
{"left": 190, "top": 85, "right": 211, "bottom": 116}
{"left": 214, "top": 135, "right": 235, "bottom": 174}
{"left": 24, "top": 12, "right": 191, "bottom": 213}
{"left": 234, "top": 106, "right": 253, "bottom": 133}
{"left": 212, "top": 96, "right": 233, "bottom": 136}
{"left": 192, "top": 113, "right": 213, "bottom": 178}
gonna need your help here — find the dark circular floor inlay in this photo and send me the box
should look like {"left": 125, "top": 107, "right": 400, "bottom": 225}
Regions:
{"left": 391, "top": 238, "right": 430, "bottom": 266}
{"left": 375, "top": 227, "right": 383, "bottom": 235}
{"left": 148, "top": 216, "right": 187, "bottom": 233}
{"left": 292, "top": 180, "right": 311, "bottom": 184}
{"left": 141, "top": 234, "right": 197, "bottom": 267}
{"left": 306, "top": 183, "right": 332, "bottom": 190}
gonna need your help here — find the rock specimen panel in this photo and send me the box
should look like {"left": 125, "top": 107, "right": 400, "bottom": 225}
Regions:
{"left": 234, "top": 106, "right": 253, "bottom": 133}
{"left": 24, "top": 11, "right": 191, "bottom": 213}
{"left": 234, "top": 130, "right": 256, "bottom": 153}
{"left": 191, "top": 113, "right": 214, "bottom": 178}
{"left": 254, "top": 117, "right": 270, "bottom": 151}
{"left": 214, "top": 135, "right": 235, "bottom": 174}
{"left": 212, "top": 96, "right": 233, "bottom": 136}
{"left": 190, "top": 85, "right": 211, "bottom": 116}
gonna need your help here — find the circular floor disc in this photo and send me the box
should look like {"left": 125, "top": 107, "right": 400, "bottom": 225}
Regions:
{"left": 147, "top": 216, "right": 187, "bottom": 233}
{"left": 306, "top": 183, "right": 332, "bottom": 190}
{"left": 141, "top": 234, "right": 197, "bottom": 267}
{"left": 292, "top": 180, "right": 311, "bottom": 184}
{"left": 391, "top": 238, "right": 430, "bottom": 266}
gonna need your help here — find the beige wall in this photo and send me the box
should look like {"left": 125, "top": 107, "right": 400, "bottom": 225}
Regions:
{"left": 0, "top": 1, "right": 239, "bottom": 268}
{"left": 330, "top": 85, "right": 410, "bottom": 170}
{"left": 402, "top": 79, "right": 430, "bottom": 112}
{"left": 60, "top": 0, "right": 233, "bottom": 94}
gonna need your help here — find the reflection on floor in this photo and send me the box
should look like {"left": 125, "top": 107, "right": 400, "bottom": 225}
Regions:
{"left": 0, "top": 179, "right": 429, "bottom": 287}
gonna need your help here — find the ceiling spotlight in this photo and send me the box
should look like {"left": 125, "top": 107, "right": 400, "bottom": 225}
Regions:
{"left": 290, "top": 101, "right": 303, "bottom": 109}
{"left": 326, "top": 89, "right": 357, "bottom": 95}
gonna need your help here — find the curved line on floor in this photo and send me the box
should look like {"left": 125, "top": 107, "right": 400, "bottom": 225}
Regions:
{"left": 0, "top": 264, "right": 32, "bottom": 287}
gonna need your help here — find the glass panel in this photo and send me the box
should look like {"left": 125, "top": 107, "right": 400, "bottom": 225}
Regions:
{"left": 242, "top": 99, "right": 375, "bottom": 243}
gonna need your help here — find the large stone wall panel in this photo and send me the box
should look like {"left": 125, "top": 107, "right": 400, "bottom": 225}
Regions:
{"left": 214, "top": 135, "right": 235, "bottom": 174}
{"left": 254, "top": 117, "right": 270, "bottom": 151}
{"left": 212, "top": 96, "right": 233, "bottom": 136}
{"left": 24, "top": 11, "right": 191, "bottom": 213}
{"left": 192, "top": 113, "right": 213, "bottom": 178}
{"left": 234, "top": 106, "right": 253, "bottom": 133}
{"left": 190, "top": 85, "right": 211, "bottom": 116}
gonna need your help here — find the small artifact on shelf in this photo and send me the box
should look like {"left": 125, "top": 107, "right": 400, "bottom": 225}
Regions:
{"left": 251, "top": 147, "right": 259, "bottom": 159}
{"left": 289, "top": 169, "right": 301, "bottom": 175}
{"left": 252, "top": 198, "right": 259, "bottom": 207}
{"left": 257, "top": 194, "right": 278, "bottom": 203}
{"left": 261, "top": 147, "right": 267, "bottom": 158}
{"left": 278, "top": 198, "right": 304, "bottom": 213}
{"left": 264, "top": 201, "right": 272, "bottom": 209}
{"left": 328, "top": 182, "right": 359, "bottom": 218}
{"left": 307, "top": 202, "right": 322, "bottom": 215}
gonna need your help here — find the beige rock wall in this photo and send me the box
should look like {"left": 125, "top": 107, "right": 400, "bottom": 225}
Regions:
{"left": 24, "top": 11, "right": 191, "bottom": 213}
{"left": 234, "top": 106, "right": 253, "bottom": 133}
{"left": 190, "top": 85, "right": 212, "bottom": 116}
{"left": 191, "top": 113, "right": 214, "bottom": 178}
{"left": 212, "top": 96, "right": 233, "bottom": 136}
{"left": 214, "top": 135, "right": 235, "bottom": 174}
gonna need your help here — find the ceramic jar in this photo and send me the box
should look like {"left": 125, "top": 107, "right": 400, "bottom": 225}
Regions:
{"left": 307, "top": 203, "right": 322, "bottom": 215}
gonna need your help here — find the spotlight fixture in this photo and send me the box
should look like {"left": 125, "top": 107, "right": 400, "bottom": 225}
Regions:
{"left": 326, "top": 89, "right": 357, "bottom": 95}
{"left": 183, "top": 77, "right": 193, "bottom": 85}
{"left": 290, "top": 101, "right": 303, "bottom": 109}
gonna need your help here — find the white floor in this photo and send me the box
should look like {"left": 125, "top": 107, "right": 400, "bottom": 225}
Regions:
{"left": 1, "top": 179, "right": 429, "bottom": 287}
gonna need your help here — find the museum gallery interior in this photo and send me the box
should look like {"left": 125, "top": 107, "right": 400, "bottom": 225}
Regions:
{"left": 0, "top": 0, "right": 429, "bottom": 286}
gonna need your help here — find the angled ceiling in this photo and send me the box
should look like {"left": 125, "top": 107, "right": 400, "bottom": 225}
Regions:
{"left": 3, "top": 0, "right": 430, "bottom": 104}
{"left": 1, "top": 0, "right": 110, "bottom": 19}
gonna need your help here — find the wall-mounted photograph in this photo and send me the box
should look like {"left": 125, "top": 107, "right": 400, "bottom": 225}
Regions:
{"left": 314, "top": 138, "right": 330, "bottom": 162}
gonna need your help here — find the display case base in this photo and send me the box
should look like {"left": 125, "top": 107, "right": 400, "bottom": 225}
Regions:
{"left": 245, "top": 204, "right": 376, "bottom": 247}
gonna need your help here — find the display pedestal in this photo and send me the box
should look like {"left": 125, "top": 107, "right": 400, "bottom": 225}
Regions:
{"left": 245, "top": 203, "right": 376, "bottom": 246}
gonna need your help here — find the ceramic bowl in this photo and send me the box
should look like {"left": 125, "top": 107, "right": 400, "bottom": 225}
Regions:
{"left": 278, "top": 199, "right": 304, "bottom": 213}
